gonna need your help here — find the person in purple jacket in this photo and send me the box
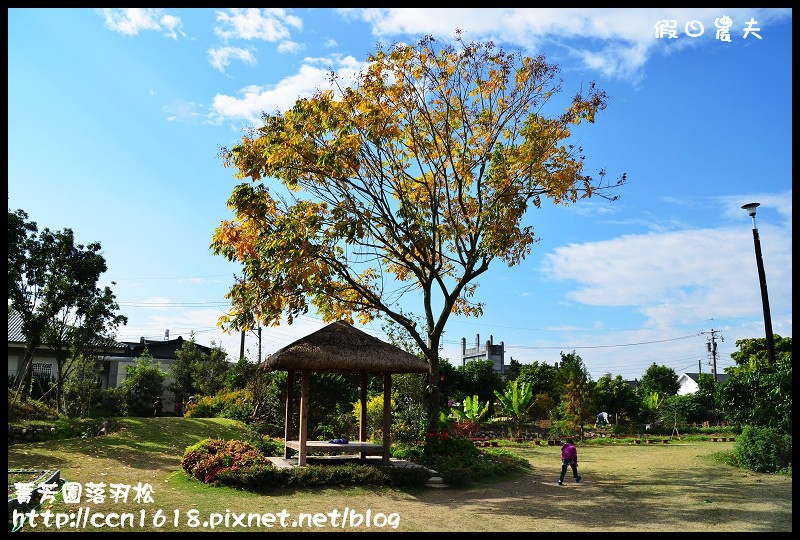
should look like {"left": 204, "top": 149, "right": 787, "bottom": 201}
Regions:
{"left": 558, "top": 438, "right": 582, "bottom": 485}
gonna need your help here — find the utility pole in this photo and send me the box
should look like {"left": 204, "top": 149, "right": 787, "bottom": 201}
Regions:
{"left": 700, "top": 328, "right": 724, "bottom": 382}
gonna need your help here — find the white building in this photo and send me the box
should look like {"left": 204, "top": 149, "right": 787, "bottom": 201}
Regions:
{"left": 676, "top": 372, "right": 730, "bottom": 395}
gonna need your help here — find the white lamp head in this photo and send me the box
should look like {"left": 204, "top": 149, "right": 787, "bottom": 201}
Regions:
{"left": 741, "top": 202, "right": 760, "bottom": 217}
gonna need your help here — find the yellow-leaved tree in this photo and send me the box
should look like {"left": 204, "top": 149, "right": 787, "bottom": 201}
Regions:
{"left": 212, "top": 31, "right": 625, "bottom": 433}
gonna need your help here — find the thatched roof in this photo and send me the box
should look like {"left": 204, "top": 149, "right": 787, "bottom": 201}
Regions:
{"left": 260, "top": 320, "right": 429, "bottom": 374}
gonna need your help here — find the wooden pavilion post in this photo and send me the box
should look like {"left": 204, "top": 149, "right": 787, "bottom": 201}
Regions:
{"left": 283, "top": 370, "right": 294, "bottom": 459}
{"left": 298, "top": 370, "right": 310, "bottom": 465}
{"left": 382, "top": 372, "right": 391, "bottom": 465}
{"left": 359, "top": 372, "right": 368, "bottom": 460}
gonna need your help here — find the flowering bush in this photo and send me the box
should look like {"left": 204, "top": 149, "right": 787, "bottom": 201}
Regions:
{"left": 423, "top": 430, "right": 473, "bottom": 458}
{"left": 449, "top": 420, "right": 480, "bottom": 439}
{"left": 181, "top": 439, "right": 431, "bottom": 491}
{"left": 352, "top": 394, "right": 393, "bottom": 442}
{"left": 180, "top": 438, "right": 270, "bottom": 484}
{"left": 184, "top": 390, "right": 254, "bottom": 421}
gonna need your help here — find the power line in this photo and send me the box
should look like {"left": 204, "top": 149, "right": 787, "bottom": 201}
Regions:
{"left": 505, "top": 333, "right": 700, "bottom": 350}
{"left": 112, "top": 296, "right": 737, "bottom": 377}
{"left": 116, "top": 304, "right": 711, "bottom": 354}
{"left": 442, "top": 317, "right": 718, "bottom": 333}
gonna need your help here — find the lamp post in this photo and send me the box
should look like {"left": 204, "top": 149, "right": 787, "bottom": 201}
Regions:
{"left": 741, "top": 202, "right": 776, "bottom": 364}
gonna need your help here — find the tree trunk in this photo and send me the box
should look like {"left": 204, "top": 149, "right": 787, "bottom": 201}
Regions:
{"left": 424, "top": 345, "right": 441, "bottom": 434}
{"left": 55, "top": 375, "right": 65, "bottom": 417}
{"left": 425, "top": 370, "right": 441, "bottom": 434}
{"left": 13, "top": 342, "right": 37, "bottom": 402}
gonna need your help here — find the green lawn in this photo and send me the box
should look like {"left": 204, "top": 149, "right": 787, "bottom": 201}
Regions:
{"left": 7, "top": 418, "right": 792, "bottom": 532}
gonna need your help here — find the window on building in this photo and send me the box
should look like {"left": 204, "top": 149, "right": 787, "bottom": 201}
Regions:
{"left": 32, "top": 363, "right": 53, "bottom": 378}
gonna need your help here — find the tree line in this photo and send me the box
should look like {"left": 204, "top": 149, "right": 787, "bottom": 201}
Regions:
{"left": 7, "top": 204, "right": 790, "bottom": 460}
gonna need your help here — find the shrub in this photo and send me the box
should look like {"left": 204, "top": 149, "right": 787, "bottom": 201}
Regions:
{"left": 215, "top": 389, "right": 254, "bottom": 422}
{"left": 419, "top": 431, "right": 526, "bottom": 486}
{"left": 391, "top": 397, "right": 427, "bottom": 445}
{"left": 181, "top": 438, "right": 432, "bottom": 490}
{"left": 181, "top": 432, "right": 529, "bottom": 491}
{"left": 315, "top": 403, "right": 358, "bottom": 441}
{"left": 8, "top": 391, "right": 62, "bottom": 422}
{"left": 466, "top": 448, "right": 530, "bottom": 482}
{"left": 183, "top": 389, "right": 255, "bottom": 422}
{"left": 449, "top": 420, "right": 480, "bottom": 439}
{"left": 9, "top": 417, "right": 122, "bottom": 444}
{"left": 353, "top": 394, "right": 391, "bottom": 442}
{"left": 181, "top": 439, "right": 270, "bottom": 483}
{"left": 240, "top": 421, "right": 284, "bottom": 457}
{"left": 735, "top": 425, "right": 792, "bottom": 473}
{"left": 52, "top": 417, "right": 121, "bottom": 439}
{"left": 390, "top": 444, "right": 424, "bottom": 463}
{"left": 215, "top": 463, "right": 282, "bottom": 490}
{"left": 215, "top": 461, "right": 431, "bottom": 491}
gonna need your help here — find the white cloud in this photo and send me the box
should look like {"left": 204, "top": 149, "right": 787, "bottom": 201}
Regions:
{"left": 541, "top": 199, "right": 792, "bottom": 331}
{"left": 341, "top": 8, "right": 792, "bottom": 81}
{"left": 214, "top": 8, "right": 302, "bottom": 42}
{"left": 159, "top": 14, "right": 184, "bottom": 40}
{"left": 209, "top": 55, "right": 367, "bottom": 126}
{"left": 97, "top": 8, "right": 184, "bottom": 40}
{"left": 205, "top": 8, "right": 792, "bottom": 125}
{"left": 277, "top": 41, "right": 305, "bottom": 55}
{"left": 208, "top": 46, "right": 257, "bottom": 73}
{"left": 718, "top": 191, "right": 792, "bottom": 227}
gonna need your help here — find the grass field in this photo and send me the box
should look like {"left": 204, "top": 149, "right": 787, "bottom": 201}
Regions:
{"left": 7, "top": 418, "right": 792, "bottom": 532}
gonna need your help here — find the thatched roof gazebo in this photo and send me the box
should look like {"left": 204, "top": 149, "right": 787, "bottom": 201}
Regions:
{"left": 260, "top": 320, "right": 429, "bottom": 465}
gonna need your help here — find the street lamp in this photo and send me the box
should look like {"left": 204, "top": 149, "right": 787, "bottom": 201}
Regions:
{"left": 741, "top": 202, "right": 776, "bottom": 364}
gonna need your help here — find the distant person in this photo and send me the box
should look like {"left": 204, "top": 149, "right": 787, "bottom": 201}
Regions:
{"left": 153, "top": 397, "right": 163, "bottom": 417}
{"left": 596, "top": 411, "right": 611, "bottom": 426}
{"left": 558, "top": 438, "right": 582, "bottom": 485}
{"left": 185, "top": 395, "right": 198, "bottom": 416}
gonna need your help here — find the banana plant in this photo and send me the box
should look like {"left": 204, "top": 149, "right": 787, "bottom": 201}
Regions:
{"left": 644, "top": 391, "right": 664, "bottom": 412}
{"left": 494, "top": 380, "right": 535, "bottom": 438}
{"left": 643, "top": 391, "right": 665, "bottom": 425}
{"left": 451, "top": 395, "right": 490, "bottom": 423}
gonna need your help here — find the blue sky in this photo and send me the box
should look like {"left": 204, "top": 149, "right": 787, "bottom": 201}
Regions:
{"left": 8, "top": 8, "right": 792, "bottom": 382}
